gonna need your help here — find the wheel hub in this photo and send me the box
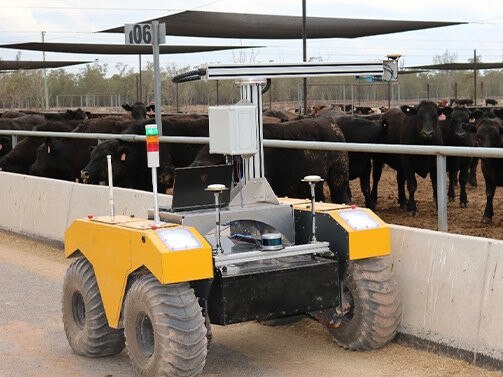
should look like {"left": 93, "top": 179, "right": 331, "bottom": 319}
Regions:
{"left": 72, "top": 292, "right": 86, "bottom": 329}
{"left": 136, "top": 312, "right": 154, "bottom": 358}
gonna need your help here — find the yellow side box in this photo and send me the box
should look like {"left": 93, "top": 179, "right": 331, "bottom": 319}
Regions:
{"left": 279, "top": 198, "right": 390, "bottom": 260}
{"left": 65, "top": 215, "right": 213, "bottom": 328}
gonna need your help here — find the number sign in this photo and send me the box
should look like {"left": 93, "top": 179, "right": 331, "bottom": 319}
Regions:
{"left": 124, "top": 23, "right": 166, "bottom": 45}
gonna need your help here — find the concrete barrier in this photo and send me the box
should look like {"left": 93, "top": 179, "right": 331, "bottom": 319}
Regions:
{"left": 0, "top": 172, "right": 502, "bottom": 365}
{"left": 0, "top": 172, "right": 171, "bottom": 241}
{"left": 391, "top": 225, "right": 503, "bottom": 366}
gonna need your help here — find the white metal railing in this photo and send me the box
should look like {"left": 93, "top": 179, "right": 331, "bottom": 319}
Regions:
{"left": 1, "top": 129, "right": 502, "bottom": 232}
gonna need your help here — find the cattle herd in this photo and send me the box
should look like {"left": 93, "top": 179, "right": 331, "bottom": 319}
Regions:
{"left": 0, "top": 100, "right": 502, "bottom": 227}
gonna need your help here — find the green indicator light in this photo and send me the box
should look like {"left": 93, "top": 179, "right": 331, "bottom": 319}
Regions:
{"left": 145, "top": 125, "right": 158, "bottom": 136}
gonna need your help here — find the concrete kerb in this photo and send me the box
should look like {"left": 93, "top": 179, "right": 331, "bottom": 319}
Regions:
{"left": 390, "top": 224, "right": 503, "bottom": 366}
{"left": 0, "top": 172, "right": 502, "bottom": 366}
{"left": 0, "top": 172, "right": 171, "bottom": 242}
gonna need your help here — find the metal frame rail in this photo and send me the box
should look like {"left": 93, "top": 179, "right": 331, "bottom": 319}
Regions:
{"left": 1, "top": 129, "right": 503, "bottom": 232}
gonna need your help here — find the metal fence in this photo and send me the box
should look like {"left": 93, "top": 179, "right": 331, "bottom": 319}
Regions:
{"left": 298, "top": 82, "right": 401, "bottom": 110}
{"left": 1, "top": 129, "right": 503, "bottom": 233}
{"left": 53, "top": 94, "right": 127, "bottom": 109}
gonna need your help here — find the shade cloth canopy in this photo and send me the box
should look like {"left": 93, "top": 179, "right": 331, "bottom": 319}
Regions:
{"left": 0, "top": 42, "right": 260, "bottom": 55}
{"left": 100, "top": 10, "right": 465, "bottom": 39}
{"left": 0, "top": 60, "right": 90, "bottom": 71}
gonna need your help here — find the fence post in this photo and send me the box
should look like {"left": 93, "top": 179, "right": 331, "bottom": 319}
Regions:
{"left": 11, "top": 135, "right": 17, "bottom": 149}
{"left": 436, "top": 154, "right": 448, "bottom": 232}
{"left": 350, "top": 84, "right": 354, "bottom": 114}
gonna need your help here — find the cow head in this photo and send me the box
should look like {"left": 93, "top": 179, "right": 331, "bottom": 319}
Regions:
{"left": 30, "top": 139, "right": 58, "bottom": 177}
{"left": 0, "top": 136, "right": 12, "bottom": 157}
{"left": 66, "top": 108, "right": 88, "bottom": 120}
{"left": 122, "top": 102, "right": 148, "bottom": 120}
{"left": 476, "top": 119, "right": 503, "bottom": 148}
{"left": 159, "top": 164, "right": 176, "bottom": 188}
{"left": 81, "top": 140, "right": 135, "bottom": 186}
{"left": 81, "top": 140, "right": 119, "bottom": 184}
{"left": 401, "top": 101, "right": 451, "bottom": 141}
{"left": 447, "top": 107, "right": 470, "bottom": 143}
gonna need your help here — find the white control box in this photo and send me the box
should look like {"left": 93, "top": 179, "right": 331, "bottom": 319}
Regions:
{"left": 208, "top": 104, "right": 258, "bottom": 155}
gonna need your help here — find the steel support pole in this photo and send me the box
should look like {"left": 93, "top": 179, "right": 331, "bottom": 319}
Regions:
{"left": 473, "top": 49, "right": 477, "bottom": 106}
{"left": 302, "top": 0, "right": 307, "bottom": 115}
{"left": 237, "top": 80, "right": 266, "bottom": 180}
{"left": 42, "top": 31, "right": 49, "bottom": 110}
{"left": 152, "top": 21, "right": 162, "bottom": 136}
{"left": 269, "top": 81, "right": 272, "bottom": 110}
{"left": 216, "top": 80, "right": 219, "bottom": 105}
{"left": 387, "top": 81, "right": 391, "bottom": 108}
{"left": 176, "top": 83, "right": 179, "bottom": 113}
{"left": 138, "top": 54, "right": 143, "bottom": 102}
{"left": 436, "top": 154, "right": 448, "bottom": 232}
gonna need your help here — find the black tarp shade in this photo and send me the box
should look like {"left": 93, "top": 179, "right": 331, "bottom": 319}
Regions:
{"left": 101, "top": 10, "right": 465, "bottom": 39}
{"left": 0, "top": 60, "right": 90, "bottom": 71}
{"left": 405, "top": 62, "right": 503, "bottom": 70}
{"left": 0, "top": 42, "right": 260, "bottom": 55}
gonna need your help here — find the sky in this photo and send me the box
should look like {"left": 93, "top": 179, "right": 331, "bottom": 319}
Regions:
{"left": 0, "top": 0, "right": 502, "bottom": 75}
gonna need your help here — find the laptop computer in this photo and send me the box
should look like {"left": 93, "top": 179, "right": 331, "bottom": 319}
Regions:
{"left": 171, "top": 164, "right": 233, "bottom": 212}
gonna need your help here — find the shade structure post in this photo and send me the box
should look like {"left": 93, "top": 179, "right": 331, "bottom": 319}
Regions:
{"left": 302, "top": 0, "right": 308, "bottom": 115}
{"left": 42, "top": 31, "right": 49, "bottom": 110}
{"left": 152, "top": 21, "right": 163, "bottom": 136}
{"left": 138, "top": 54, "right": 142, "bottom": 102}
{"left": 473, "top": 49, "right": 477, "bottom": 106}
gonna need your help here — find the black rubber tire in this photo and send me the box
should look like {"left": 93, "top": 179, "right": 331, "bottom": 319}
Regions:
{"left": 62, "top": 258, "right": 125, "bottom": 357}
{"left": 328, "top": 257, "right": 402, "bottom": 350}
{"left": 123, "top": 274, "right": 207, "bottom": 377}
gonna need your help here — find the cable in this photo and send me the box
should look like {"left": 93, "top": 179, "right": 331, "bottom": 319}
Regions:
{"left": 171, "top": 68, "right": 207, "bottom": 83}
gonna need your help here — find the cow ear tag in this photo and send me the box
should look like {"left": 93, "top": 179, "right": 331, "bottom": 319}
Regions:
{"left": 120, "top": 152, "right": 127, "bottom": 161}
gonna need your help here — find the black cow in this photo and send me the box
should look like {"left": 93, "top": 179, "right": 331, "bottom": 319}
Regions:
{"left": 0, "top": 121, "right": 75, "bottom": 174}
{"left": 320, "top": 112, "right": 387, "bottom": 210}
{"left": 263, "top": 109, "right": 300, "bottom": 122}
{"left": 439, "top": 107, "right": 476, "bottom": 207}
{"left": 30, "top": 117, "right": 136, "bottom": 181}
{"left": 449, "top": 98, "right": 474, "bottom": 106}
{"left": 263, "top": 119, "right": 349, "bottom": 203}
{"left": 467, "top": 109, "right": 497, "bottom": 186}
{"left": 372, "top": 101, "right": 452, "bottom": 214}
{"left": 43, "top": 108, "right": 88, "bottom": 121}
{"left": 122, "top": 102, "right": 150, "bottom": 120}
{"left": 476, "top": 119, "right": 503, "bottom": 223}
{"left": 0, "top": 115, "right": 47, "bottom": 159}
{"left": 176, "top": 118, "right": 350, "bottom": 203}
{"left": 81, "top": 117, "right": 209, "bottom": 192}
{"left": 354, "top": 106, "right": 375, "bottom": 115}
{"left": 1, "top": 111, "right": 31, "bottom": 118}
{"left": 485, "top": 98, "right": 498, "bottom": 106}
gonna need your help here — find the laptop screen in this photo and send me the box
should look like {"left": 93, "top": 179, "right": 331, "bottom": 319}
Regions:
{"left": 171, "top": 164, "right": 233, "bottom": 212}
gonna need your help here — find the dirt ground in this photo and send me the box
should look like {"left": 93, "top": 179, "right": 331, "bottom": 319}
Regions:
{"left": 343, "top": 163, "right": 503, "bottom": 240}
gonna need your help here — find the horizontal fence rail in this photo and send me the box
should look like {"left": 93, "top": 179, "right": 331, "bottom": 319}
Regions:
{"left": 1, "top": 129, "right": 503, "bottom": 232}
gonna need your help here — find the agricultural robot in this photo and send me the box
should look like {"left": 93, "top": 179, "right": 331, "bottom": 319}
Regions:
{"left": 63, "top": 61, "right": 402, "bottom": 377}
